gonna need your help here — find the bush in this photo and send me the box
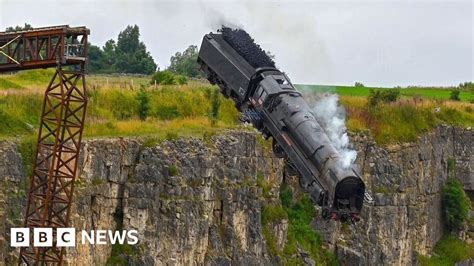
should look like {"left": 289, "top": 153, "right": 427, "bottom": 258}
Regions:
{"left": 150, "top": 70, "right": 187, "bottom": 85}
{"left": 108, "top": 90, "right": 137, "bottom": 119}
{"left": 368, "top": 89, "right": 400, "bottom": 106}
{"left": 442, "top": 178, "right": 470, "bottom": 232}
{"left": 169, "top": 165, "right": 178, "bottom": 176}
{"left": 262, "top": 205, "right": 287, "bottom": 226}
{"left": 209, "top": 88, "right": 221, "bottom": 126}
{"left": 419, "top": 235, "right": 474, "bottom": 265}
{"left": 450, "top": 89, "right": 461, "bottom": 101}
{"left": 136, "top": 87, "right": 150, "bottom": 120}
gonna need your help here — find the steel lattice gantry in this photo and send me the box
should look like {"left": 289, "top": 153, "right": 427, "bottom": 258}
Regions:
{"left": 0, "top": 25, "right": 89, "bottom": 265}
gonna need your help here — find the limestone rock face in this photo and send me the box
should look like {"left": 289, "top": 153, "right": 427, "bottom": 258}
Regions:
{"left": 68, "top": 132, "right": 284, "bottom": 265}
{"left": 0, "top": 126, "right": 472, "bottom": 265}
{"left": 0, "top": 141, "right": 24, "bottom": 265}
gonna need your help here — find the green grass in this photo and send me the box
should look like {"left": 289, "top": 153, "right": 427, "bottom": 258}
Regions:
{"left": 0, "top": 77, "right": 24, "bottom": 89}
{"left": 0, "top": 72, "right": 240, "bottom": 142}
{"left": 341, "top": 96, "right": 474, "bottom": 144}
{"left": 0, "top": 70, "right": 472, "bottom": 146}
{"left": 0, "top": 69, "right": 55, "bottom": 89}
{"left": 298, "top": 84, "right": 473, "bottom": 102}
{"left": 0, "top": 93, "right": 42, "bottom": 138}
{"left": 419, "top": 235, "right": 474, "bottom": 265}
{"left": 256, "top": 171, "right": 273, "bottom": 198}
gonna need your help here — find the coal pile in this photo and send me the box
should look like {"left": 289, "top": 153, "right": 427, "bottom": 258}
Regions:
{"left": 220, "top": 26, "right": 276, "bottom": 69}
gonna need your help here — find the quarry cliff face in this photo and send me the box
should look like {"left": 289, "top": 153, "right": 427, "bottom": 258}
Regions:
{"left": 0, "top": 126, "right": 472, "bottom": 265}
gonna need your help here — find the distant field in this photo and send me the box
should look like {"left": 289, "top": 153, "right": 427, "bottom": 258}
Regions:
{"left": 0, "top": 70, "right": 473, "bottom": 145}
{"left": 296, "top": 84, "right": 473, "bottom": 102}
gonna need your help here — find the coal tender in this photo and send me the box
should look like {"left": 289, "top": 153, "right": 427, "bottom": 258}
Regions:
{"left": 197, "top": 27, "right": 365, "bottom": 222}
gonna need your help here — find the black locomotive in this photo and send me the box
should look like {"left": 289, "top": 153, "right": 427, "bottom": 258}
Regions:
{"left": 197, "top": 27, "right": 366, "bottom": 222}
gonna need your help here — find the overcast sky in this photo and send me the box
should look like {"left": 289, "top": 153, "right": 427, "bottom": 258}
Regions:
{"left": 1, "top": 0, "right": 472, "bottom": 87}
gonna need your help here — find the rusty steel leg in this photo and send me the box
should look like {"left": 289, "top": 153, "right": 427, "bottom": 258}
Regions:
{"left": 19, "top": 65, "right": 87, "bottom": 265}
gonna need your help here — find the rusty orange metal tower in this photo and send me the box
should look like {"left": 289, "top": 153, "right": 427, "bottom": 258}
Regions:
{"left": 0, "top": 25, "right": 89, "bottom": 265}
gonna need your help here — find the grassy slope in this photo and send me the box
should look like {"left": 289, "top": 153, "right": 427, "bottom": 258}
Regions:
{"left": 0, "top": 71, "right": 241, "bottom": 142}
{"left": 0, "top": 70, "right": 473, "bottom": 145}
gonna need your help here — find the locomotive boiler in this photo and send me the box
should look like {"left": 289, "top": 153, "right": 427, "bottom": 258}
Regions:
{"left": 197, "top": 27, "right": 366, "bottom": 222}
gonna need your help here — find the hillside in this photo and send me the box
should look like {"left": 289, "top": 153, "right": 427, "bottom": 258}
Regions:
{"left": 0, "top": 70, "right": 473, "bottom": 145}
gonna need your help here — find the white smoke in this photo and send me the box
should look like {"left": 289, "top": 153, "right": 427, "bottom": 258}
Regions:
{"left": 306, "top": 92, "right": 357, "bottom": 169}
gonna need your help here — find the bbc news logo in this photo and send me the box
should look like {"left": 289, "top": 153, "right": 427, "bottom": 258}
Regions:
{"left": 11, "top": 228, "right": 139, "bottom": 247}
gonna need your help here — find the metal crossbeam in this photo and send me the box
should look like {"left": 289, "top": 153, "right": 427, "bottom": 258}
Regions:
{"left": 0, "top": 25, "right": 89, "bottom": 72}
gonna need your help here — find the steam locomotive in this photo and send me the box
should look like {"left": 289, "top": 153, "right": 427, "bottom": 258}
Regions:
{"left": 197, "top": 27, "right": 366, "bottom": 222}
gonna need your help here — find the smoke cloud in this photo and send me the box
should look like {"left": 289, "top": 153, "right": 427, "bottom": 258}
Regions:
{"left": 305, "top": 92, "right": 357, "bottom": 169}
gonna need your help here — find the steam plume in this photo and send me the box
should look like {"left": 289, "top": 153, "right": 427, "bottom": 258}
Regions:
{"left": 305, "top": 92, "right": 357, "bottom": 169}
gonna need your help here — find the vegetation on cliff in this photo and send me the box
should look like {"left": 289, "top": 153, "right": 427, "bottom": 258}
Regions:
{"left": 261, "top": 184, "right": 337, "bottom": 265}
{"left": 419, "top": 235, "right": 474, "bottom": 266}
{"left": 442, "top": 178, "right": 470, "bottom": 232}
{"left": 419, "top": 173, "right": 473, "bottom": 265}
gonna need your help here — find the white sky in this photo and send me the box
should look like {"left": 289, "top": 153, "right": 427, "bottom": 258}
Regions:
{"left": 0, "top": 0, "right": 472, "bottom": 87}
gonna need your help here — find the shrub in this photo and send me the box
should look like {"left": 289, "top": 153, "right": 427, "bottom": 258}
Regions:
{"left": 367, "top": 89, "right": 400, "bottom": 106}
{"left": 279, "top": 184, "right": 293, "bottom": 209}
{"left": 262, "top": 205, "right": 287, "bottom": 225}
{"left": 107, "top": 90, "right": 138, "bottom": 120}
{"left": 450, "top": 89, "right": 461, "bottom": 101}
{"left": 169, "top": 165, "right": 178, "bottom": 176}
{"left": 150, "top": 70, "right": 187, "bottom": 85}
{"left": 209, "top": 88, "right": 221, "bottom": 126}
{"left": 442, "top": 178, "right": 470, "bottom": 232}
{"left": 174, "top": 75, "right": 187, "bottom": 85}
{"left": 419, "top": 235, "right": 474, "bottom": 265}
{"left": 136, "top": 87, "right": 150, "bottom": 120}
{"left": 270, "top": 184, "right": 337, "bottom": 265}
{"left": 256, "top": 171, "right": 272, "bottom": 198}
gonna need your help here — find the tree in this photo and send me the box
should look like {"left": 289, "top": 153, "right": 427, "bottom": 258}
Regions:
{"left": 458, "top": 81, "right": 473, "bottom": 91}
{"left": 168, "top": 45, "right": 203, "bottom": 78}
{"left": 87, "top": 25, "right": 157, "bottom": 74}
{"left": 355, "top": 82, "right": 365, "bottom": 88}
{"left": 87, "top": 44, "right": 104, "bottom": 73}
{"left": 87, "top": 40, "right": 117, "bottom": 73}
{"left": 114, "top": 25, "right": 157, "bottom": 74}
{"left": 6, "top": 23, "right": 33, "bottom": 32}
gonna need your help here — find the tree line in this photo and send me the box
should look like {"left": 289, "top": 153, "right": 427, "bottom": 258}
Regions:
{"left": 5, "top": 24, "right": 203, "bottom": 82}
{"left": 88, "top": 25, "right": 203, "bottom": 82}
